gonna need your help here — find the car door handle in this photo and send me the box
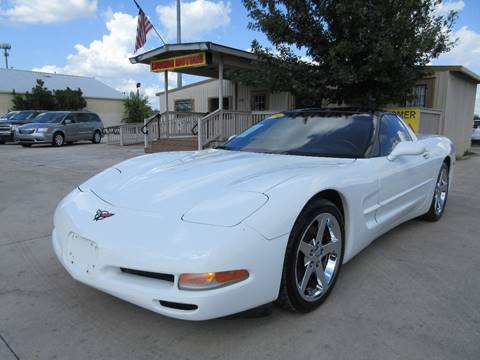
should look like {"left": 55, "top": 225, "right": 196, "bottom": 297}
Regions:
{"left": 422, "top": 152, "right": 430, "bottom": 159}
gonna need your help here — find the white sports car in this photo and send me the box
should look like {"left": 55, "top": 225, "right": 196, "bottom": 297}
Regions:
{"left": 53, "top": 109, "right": 455, "bottom": 320}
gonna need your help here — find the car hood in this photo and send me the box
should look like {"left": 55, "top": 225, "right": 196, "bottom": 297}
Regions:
{"left": 19, "top": 123, "right": 55, "bottom": 129}
{"left": 81, "top": 149, "right": 355, "bottom": 215}
{"left": 0, "top": 120, "right": 29, "bottom": 126}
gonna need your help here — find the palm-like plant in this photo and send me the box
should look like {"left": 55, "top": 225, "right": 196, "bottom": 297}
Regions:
{"left": 123, "top": 92, "right": 154, "bottom": 123}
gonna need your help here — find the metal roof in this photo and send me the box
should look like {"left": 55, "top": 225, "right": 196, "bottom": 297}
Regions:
{"left": 0, "top": 69, "right": 124, "bottom": 100}
{"left": 129, "top": 42, "right": 258, "bottom": 79}
{"left": 427, "top": 65, "right": 480, "bottom": 83}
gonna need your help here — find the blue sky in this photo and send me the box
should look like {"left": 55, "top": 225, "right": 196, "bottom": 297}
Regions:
{"left": 1, "top": 0, "right": 479, "bottom": 112}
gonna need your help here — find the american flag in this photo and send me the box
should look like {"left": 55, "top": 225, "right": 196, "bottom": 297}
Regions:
{"left": 134, "top": 1, "right": 153, "bottom": 52}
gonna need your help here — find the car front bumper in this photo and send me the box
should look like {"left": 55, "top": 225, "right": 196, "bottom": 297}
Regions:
{"left": 0, "top": 130, "right": 14, "bottom": 142}
{"left": 16, "top": 132, "right": 53, "bottom": 144}
{"left": 52, "top": 189, "right": 288, "bottom": 320}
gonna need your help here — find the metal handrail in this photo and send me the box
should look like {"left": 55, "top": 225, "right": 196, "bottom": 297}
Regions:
{"left": 140, "top": 112, "right": 162, "bottom": 135}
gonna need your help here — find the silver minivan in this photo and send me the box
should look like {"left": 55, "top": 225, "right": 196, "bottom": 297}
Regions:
{"left": 16, "top": 111, "right": 104, "bottom": 147}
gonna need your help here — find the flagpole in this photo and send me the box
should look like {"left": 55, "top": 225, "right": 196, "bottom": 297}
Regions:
{"left": 133, "top": 0, "right": 166, "bottom": 45}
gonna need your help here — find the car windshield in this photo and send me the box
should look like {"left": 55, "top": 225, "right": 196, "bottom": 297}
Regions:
{"left": 1, "top": 111, "right": 19, "bottom": 120}
{"left": 33, "top": 112, "right": 67, "bottom": 124}
{"left": 9, "top": 111, "right": 35, "bottom": 120}
{"left": 219, "top": 112, "right": 375, "bottom": 158}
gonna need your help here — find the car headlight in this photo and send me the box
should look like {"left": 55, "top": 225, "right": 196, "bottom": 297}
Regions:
{"left": 178, "top": 270, "right": 249, "bottom": 290}
{"left": 36, "top": 128, "right": 49, "bottom": 133}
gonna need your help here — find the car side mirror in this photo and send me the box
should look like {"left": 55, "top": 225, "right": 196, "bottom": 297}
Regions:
{"left": 63, "top": 119, "right": 73, "bottom": 125}
{"left": 387, "top": 141, "right": 426, "bottom": 161}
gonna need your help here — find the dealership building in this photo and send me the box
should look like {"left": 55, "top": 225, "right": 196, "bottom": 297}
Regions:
{"left": 0, "top": 69, "right": 125, "bottom": 127}
{"left": 129, "top": 42, "right": 480, "bottom": 156}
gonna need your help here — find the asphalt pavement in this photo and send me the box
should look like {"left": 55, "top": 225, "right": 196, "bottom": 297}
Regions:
{"left": 1, "top": 142, "right": 479, "bottom": 360}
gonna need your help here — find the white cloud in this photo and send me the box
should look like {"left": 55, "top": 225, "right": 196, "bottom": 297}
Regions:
{"left": 32, "top": 11, "right": 166, "bottom": 107}
{"left": 438, "top": 26, "right": 480, "bottom": 68}
{"left": 0, "top": 0, "right": 97, "bottom": 23}
{"left": 435, "top": 1, "right": 465, "bottom": 16}
{"left": 33, "top": 12, "right": 146, "bottom": 82}
{"left": 156, "top": 0, "right": 231, "bottom": 41}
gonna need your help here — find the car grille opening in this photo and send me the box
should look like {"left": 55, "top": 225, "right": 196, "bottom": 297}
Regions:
{"left": 120, "top": 268, "right": 174, "bottom": 283}
{"left": 159, "top": 300, "right": 198, "bottom": 311}
{"left": 19, "top": 129, "right": 35, "bottom": 134}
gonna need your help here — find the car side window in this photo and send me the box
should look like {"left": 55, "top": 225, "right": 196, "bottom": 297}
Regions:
{"left": 379, "top": 115, "right": 412, "bottom": 156}
{"left": 77, "top": 113, "right": 90, "bottom": 123}
{"left": 64, "top": 113, "right": 76, "bottom": 123}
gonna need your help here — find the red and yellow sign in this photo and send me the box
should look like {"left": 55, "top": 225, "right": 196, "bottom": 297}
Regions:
{"left": 387, "top": 107, "right": 420, "bottom": 133}
{"left": 150, "top": 52, "right": 207, "bottom": 72}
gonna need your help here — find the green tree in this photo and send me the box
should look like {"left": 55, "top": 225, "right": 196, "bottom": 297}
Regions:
{"left": 123, "top": 92, "right": 153, "bottom": 123}
{"left": 54, "top": 87, "right": 87, "bottom": 110}
{"left": 239, "top": 0, "right": 458, "bottom": 107}
{"left": 11, "top": 79, "right": 56, "bottom": 110}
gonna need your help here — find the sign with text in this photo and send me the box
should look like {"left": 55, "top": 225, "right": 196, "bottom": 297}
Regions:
{"left": 387, "top": 107, "right": 420, "bottom": 133}
{"left": 150, "top": 52, "right": 207, "bottom": 72}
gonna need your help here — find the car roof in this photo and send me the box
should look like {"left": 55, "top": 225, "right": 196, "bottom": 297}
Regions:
{"left": 285, "top": 107, "right": 386, "bottom": 117}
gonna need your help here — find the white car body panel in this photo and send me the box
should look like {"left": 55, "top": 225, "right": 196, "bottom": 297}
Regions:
{"left": 53, "top": 131, "right": 455, "bottom": 320}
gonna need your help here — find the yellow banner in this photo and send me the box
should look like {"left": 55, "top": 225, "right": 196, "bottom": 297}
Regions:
{"left": 387, "top": 107, "right": 420, "bottom": 133}
{"left": 150, "top": 52, "right": 207, "bottom": 72}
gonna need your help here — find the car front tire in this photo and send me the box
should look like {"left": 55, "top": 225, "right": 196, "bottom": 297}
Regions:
{"left": 52, "top": 132, "right": 65, "bottom": 147}
{"left": 421, "top": 161, "right": 449, "bottom": 222}
{"left": 92, "top": 130, "right": 102, "bottom": 144}
{"left": 278, "top": 198, "right": 345, "bottom": 313}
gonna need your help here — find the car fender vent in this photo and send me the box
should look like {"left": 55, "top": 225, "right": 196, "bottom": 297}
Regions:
{"left": 120, "top": 268, "right": 174, "bottom": 283}
{"left": 159, "top": 300, "right": 198, "bottom": 311}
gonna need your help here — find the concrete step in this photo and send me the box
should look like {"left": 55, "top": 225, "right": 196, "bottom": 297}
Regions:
{"left": 145, "top": 137, "right": 198, "bottom": 153}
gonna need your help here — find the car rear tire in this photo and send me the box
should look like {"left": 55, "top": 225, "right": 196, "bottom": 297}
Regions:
{"left": 421, "top": 162, "right": 449, "bottom": 222}
{"left": 92, "top": 130, "right": 102, "bottom": 144}
{"left": 277, "top": 198, "right": 344, "bottom": 313}
{"left": 0, "top": 140, "right": 5, "bottom": 145}
{"left": 52, "top": 132, "right": 65, "bottom": 147}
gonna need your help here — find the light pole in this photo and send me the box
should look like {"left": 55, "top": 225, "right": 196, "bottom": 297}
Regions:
{"left": 176, "top": 0, "right": 182, "bottom": 88}
{"left": 0, "top": 43, "right": 11, "bottom": 69}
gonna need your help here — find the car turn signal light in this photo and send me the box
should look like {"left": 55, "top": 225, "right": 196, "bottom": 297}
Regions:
{"left": 178, "top": 270, "right": 249, "bottom": 290}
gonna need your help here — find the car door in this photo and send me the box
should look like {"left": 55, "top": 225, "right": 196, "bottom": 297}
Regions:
{"left": 76, "top": 113, "right": 92, "bottom": 140}
{"left": 373, "top": 114, "right": 435, "bottom": 227}
{"left": 62, "top": 113, "right": 82, "bottom": 141}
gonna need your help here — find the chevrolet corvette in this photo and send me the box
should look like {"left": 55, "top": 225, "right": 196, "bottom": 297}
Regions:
{"left": 52, "top": 109, "right": 455, "bottom": 320}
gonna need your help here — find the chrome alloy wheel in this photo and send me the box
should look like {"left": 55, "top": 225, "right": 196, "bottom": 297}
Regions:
{"left": 94, "top": 131, "right": 101, "bottom": 143}
{"left": 294, "top": 213, "right": 342, "bottom": 302}
{"left": 434, "top": 166, "right": 449, "bottom": 215}
{"left": 54, "top": 133, "right": 64, "bottom": 146}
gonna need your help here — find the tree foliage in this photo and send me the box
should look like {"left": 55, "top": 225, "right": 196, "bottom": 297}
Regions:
{"left": 54, "top": 87, "right": 87, "bottom": 110}
{"left": 238, "top": 0, "right": 458, "bottom": 107}
{"left": 11, "top": 79, "right": 87, "bottom": 110}
{"left": 123, "top": 92, "right": 153, "bottom": 123}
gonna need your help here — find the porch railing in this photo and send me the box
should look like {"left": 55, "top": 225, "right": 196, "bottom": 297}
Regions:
{"left": 104, "top": 123, "right": 144, "bottom": 146}
{"left": 142, "top": 111, "right": 205, "bottom": 147}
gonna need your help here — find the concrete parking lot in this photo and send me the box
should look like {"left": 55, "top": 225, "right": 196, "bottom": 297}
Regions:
{"left": 1, "top": 142, "right": 479, "bottom": 360}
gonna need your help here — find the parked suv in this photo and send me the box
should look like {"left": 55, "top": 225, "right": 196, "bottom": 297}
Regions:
{"left": 0, "top": 110, "right": 42, "bottom": 144}
{"left": 473, "top": 119, "right": 480, "bottom": 142}
{"left": 16, "top": 111, "right": 104, "bottom": 147}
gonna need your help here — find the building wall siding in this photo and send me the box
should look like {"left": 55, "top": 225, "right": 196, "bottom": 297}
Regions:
{"left": 85, "top": 98, "right": 125, "bottom": 128}
{"left": 159, "top": 79, "right": 293, "bottom": 113}
{"left": 443, "top": 72, "right": 476, "bottom": 155}
{"left": 0, "top": 93, "right": 14, "bottom": 115}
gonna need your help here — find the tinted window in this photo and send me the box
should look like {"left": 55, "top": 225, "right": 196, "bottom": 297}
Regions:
{"left": 89, "top": 113, "right": 101, "bottom": 122}
{"left": 76, "top": 113, "right": 91, "bottom": 123}
{"left": 221, "top": 113, "right": 374, "bottom": 158}
{"left": 33, "top": 112, "right": 68, "bottom": 123}
{"left": 379, "top": 115, "right": 412, "bottom": 156}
